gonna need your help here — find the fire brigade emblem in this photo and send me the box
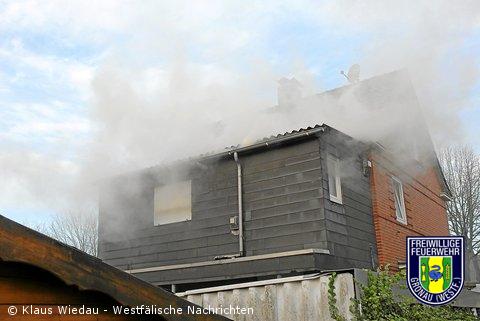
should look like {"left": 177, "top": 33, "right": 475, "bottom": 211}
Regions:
{"left": 407, "top": 236, "right": 464, "bottom": 306}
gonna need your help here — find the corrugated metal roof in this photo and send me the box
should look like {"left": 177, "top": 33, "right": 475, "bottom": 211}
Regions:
{"left": 179, "top": 272, "right": 355, "bottom": 321}
{"left": 256, "top": 124, "right": 323, "bottom": 143}
{"left": 196, "top": 124, "right": 325, "bottom": 160}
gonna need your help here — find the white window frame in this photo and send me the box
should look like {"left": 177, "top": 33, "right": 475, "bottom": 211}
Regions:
{"left": 327, "top": 154, "right": 343, "bottom": 204}
{"left": 391, "top": 176, "right": 407, "bottom": 224}
{"left": 154, "top": 180, "right": 192, "bottom": 226}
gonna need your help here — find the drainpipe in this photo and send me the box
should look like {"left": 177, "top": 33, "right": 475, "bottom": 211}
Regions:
{"left": 234, "top": 151, "right": 245, "bottom": 257}
{"left": 369, "top": 244, "right": 376, "bottom": 269}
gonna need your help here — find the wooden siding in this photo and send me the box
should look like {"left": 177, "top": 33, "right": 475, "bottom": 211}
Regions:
{"left": 0, "top": 215, "right": 229, "bottom": 321}
{"left": 0, "top": 262, "right": 141, "bottom": 321}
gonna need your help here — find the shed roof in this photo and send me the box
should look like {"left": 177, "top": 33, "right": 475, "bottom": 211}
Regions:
{"left": 0, "top": 214, "right": 230, "bottom": 321}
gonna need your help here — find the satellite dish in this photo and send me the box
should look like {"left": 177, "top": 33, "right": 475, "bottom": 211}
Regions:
{"left": 347, "top": 64, "right": 360, "bottom": 82}
{"left": 340, "top": 64, "right": 360, "bottom": 83}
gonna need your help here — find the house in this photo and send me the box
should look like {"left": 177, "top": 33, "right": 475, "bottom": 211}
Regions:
{"left": 98, "top": 70, "right": 451, "bottom": 292}
{"left": 0, "top": 214, "right": 229, "bottom": 321}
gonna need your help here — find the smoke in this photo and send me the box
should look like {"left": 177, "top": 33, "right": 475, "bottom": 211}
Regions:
{"left": 349, "top": 1, "right": 480, "bottom": 146}
{"left": 0, "top": 150, "right": 78, "bottom": 210}
{"left": 85, "top": 1, "right": 480, "bottom": 173}
{"left": 84, "top": 59, "right": 277, "bottom": 178}
{"left": 0, "top": 1, "right": 479, "bottom": 214}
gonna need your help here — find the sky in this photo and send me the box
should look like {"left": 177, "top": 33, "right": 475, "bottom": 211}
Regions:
{"left": 0, "top": 1, "right": 479, "bottom": 225}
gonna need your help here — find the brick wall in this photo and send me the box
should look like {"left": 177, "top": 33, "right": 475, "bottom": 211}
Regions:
{"left": 370, "top": 151, "right": 450, "bottom": 269}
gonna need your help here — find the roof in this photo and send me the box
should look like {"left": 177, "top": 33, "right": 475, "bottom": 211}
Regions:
{"left": 256, "top": 124, "right": 323, "bottom": 143}
{"left": 176, "top": 69, "right": 421, "bottom": 161}
{"left": 112, "top": 69, "right": 450, "bottom": 198}
{"left": 0, "top": 214, "right": 230, "bottom": 321}
{"left": 201, "top": 124, "right": 328, "bottom": 158}
{"left": 107, "top": 124, "right": 331, "bottom": 181}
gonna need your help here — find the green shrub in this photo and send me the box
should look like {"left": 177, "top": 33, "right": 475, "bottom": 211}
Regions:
{"left": 328, "top": 268, "right": 476, "bottom": 321}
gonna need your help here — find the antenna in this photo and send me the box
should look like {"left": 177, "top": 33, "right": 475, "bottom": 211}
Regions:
{"left": 340, "top": 64, "right": 360, "bottom": 83}
{"left": 340, "top": 70, "right": 350, "bottom": 82}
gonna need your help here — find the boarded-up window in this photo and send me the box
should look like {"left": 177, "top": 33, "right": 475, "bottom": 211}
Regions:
{"left": 392, "top": 176, "right": 407, "bottom": 224}
{"left": 327, "top": 154, "right": 342, "bottom": 204}
{"left": 154, "top": 180, "right": 192, "bottom": 225}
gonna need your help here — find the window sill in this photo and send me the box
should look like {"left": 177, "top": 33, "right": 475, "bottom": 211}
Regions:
{"left": 154, "top": 218, "right": 191, "bottom": 227}
{"left": 329, "top": 195, "right": 343, "bottom": 205}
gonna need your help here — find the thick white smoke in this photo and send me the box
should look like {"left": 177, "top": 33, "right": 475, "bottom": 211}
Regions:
{"left": 0, "top": 0, "right": 479, "bottom": 214}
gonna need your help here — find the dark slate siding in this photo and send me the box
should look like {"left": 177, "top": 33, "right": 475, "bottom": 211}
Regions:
{"left": 99, "top": 160, "right": 240, "bottom": 269}
{"left": 242, "top": 139, "right": 327, "bottom": 255}
{"left": 319, "top": 128, "right": 378, "bottom": 268}
{"left": 98, "top": 138, "right": 329, "bottom": 270}
{"left": 98, "top": 128, "right": 378, "bottom": 280}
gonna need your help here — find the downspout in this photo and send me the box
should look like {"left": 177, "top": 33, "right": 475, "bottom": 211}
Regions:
{"left": 213, "top": 127, "right": 327, "bottom": 260}
{"left": 234, "top": 151, "right": 245, "bottom": 257}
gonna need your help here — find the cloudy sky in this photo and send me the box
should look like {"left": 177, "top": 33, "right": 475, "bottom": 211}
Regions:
{"left": 0, "top": 1, "right": 479, "bottom": 225}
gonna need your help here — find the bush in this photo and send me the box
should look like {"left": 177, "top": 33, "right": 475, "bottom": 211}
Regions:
{"left": 328, "top": 268, "right": 476, "bottom": 321}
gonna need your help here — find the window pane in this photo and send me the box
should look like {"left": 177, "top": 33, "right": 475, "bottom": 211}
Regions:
{"left": 327, "top": 155, "right": 342, "bottom": 203}
{"left": 154, "top": 180, "right": 192, "bottom": 225}
{"left": 394, "top": 188, "right": 402, "bottom": 218}
{"left": 328, "top": 169, "right": 337, "bottom": 197}
{"left": 392, "top": 177, "right": 406, "bottom": 223}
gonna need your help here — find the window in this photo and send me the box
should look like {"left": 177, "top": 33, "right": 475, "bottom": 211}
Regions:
{"left": 391, "top": 176, "right": 407, "bottom": 224}
{"left": 154, "top": 180, "right": 192, "bottom": 225}
{"left": 327, "top": 155, "right": 342, "bottom": 204}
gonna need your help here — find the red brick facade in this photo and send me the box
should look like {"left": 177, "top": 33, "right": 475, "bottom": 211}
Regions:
{"left": 370, "top": 151, "right": 450, "bottom": 269}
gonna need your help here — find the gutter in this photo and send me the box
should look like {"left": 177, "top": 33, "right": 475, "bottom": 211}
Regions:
{"left": 116, "top": 125, "right": 326, "bottom": 181}
{"left": 198, "top": 125, "right": 326, "bottom": 163}
{"left": 225, "top": 125, "right": 326, "bottom": 157}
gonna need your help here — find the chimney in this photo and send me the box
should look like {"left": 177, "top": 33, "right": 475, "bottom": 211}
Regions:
{"left": 277, "top": 77, "right": 302, "bottom": 108}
